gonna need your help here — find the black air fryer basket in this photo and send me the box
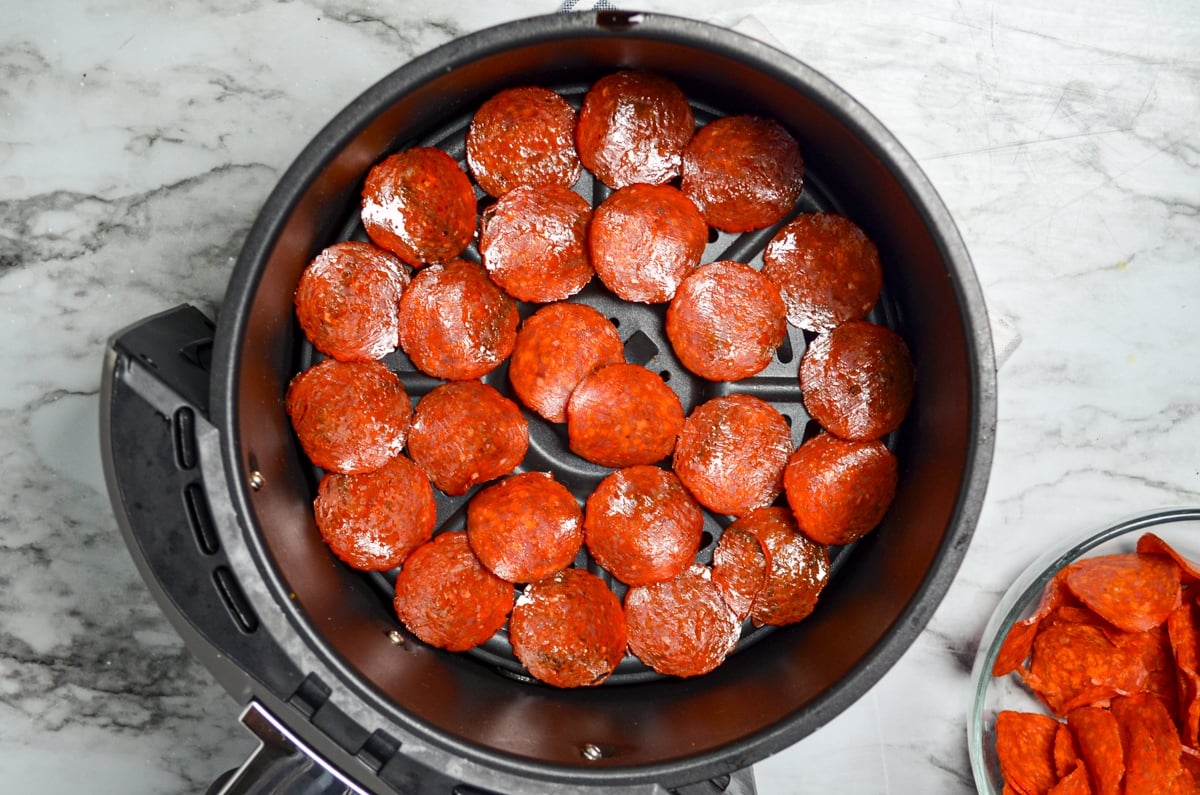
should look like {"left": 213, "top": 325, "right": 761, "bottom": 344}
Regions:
{"left": 101, "top": 11, "right": 996, "bottom": 794}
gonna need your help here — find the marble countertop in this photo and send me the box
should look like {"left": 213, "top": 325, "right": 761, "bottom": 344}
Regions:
{"left": 3, "top": 0, "right": 1199, "bottom": 792}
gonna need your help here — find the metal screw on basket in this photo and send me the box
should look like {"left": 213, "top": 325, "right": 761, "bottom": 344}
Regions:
{"left": 248, "top": 470, "right": 265, "bottom": 491}
{"left": 387, "top": 630, "right": 405, "bottom": 646}
{"left": 580, "top": 743, "right": 604, "bottom": 761}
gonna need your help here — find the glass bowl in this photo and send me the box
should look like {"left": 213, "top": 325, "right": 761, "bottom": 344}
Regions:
{"left": 968, "top": 507, "right": 1200, "bottom": 793}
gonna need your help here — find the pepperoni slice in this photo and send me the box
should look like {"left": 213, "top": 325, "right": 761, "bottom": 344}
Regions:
{"left": 406, "top": 380, "right": 529, "bottom": 496}
{"left": 665, "top": 261, "right": 788, "bottom": 382}
{"left": 396, "top": 259, "right": 519, "bottom": 380}
{"left": 361, "top": 147, "right": 476, "bottom": 267}
{"left": 1064, "top": 553, "right": 1181, "bottom": 634}
{"left": 313, "top": 454, "right": 435, "bottom": 571}
{"left": 507, "top": 303, "right": 625, "bottom": 423}
{"left": 624, "top": 564, "right": 741, "bottom": 678}
{"left": 566, "top": 363, "right": 684, "bottom": 467}
{"left": 466, "top": 85, "right": 581, "bottom": 198}
{"left": 1067, "top": 706, "right": 1123, "bottom": 795}
{"left": 1138, "top": 532, "right": 1200, "bottom": 583}
{"left": 466, "top": 472, "right": 583, "bottom": 583}
{"left": 993, "top": 570, "right": 1073, "bottom": 677}
{"left": 1021, "top": 620, "right": 1149, "bottom": 716}
{"left": 761, "top": 213, "right": 882, "bottom": 332}
{"left": 1110, "top": 693, "right": 1187, "bottom": 794}
{"left": 393, "top": 531, "right": 514, "bottom": 652}
{"left": 583, "top": 466, "right": 703, "bottom": 587}
{"left": 286, "top": 358, "right": 411, "bottom": 475}
{"left": 509, "top": 568, "right": 627, "bottom": 688}
{"left": 680, "top": 115, "right": 803, "bottom": 233}
{"left": 673, "top": 394, "right": 792, "bottom": 517}
{"left": 994, "top": 711, "right": 1061, "bottom": 795}
{"left": 589, "top": 183, "right": 708, "bottom": 304}
{"left": 479, "top": 183, "right": 593, "bottom": 303}
{"left": 712, "top": 527, "right": 770, "bottom": 622}
{"left": 732, "top": 507, "right": 831, "bottom": 627}
{"left": 782, "top": 431, "right": 899, "bottom": 547}
{"left": 1167, "top": 600, "right": 1200, "bottom": 746}
{"left": 575, "top": 70, "right": 695, "bottom": 190}
{"left": 799, "top": 319, "right": 915, "bottom": 442}
{"left": 1053, "top": 722, "right": 1080, "bottom": 780}
{"left": 294, "top": 241, "right": 410, "bottom": 362}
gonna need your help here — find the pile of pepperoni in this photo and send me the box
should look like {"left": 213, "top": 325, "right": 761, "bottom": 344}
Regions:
{"left": 991, "top": 533, "right": 1200, "bottom": 793}
{"left": 284, "top": 71, "right": 915, "bottom": 688}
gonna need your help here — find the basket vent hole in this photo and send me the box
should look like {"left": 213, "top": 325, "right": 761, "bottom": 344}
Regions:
{"left": 623, "top": 329, "right": 659, "bottom": 366}
{"left": 776, "top": 334, "right": 794, "bottom": 364}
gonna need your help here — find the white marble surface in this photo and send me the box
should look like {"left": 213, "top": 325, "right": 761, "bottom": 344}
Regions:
{"left": 3, "top": 0, "right": 1199, "bottom": 792}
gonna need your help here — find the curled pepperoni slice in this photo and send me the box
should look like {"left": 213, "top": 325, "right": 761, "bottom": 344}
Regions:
{"left": 712, "top": 527, "right": 770, "bottom": 622}
{"left": 286, "top": 359, "right": 411, "bottom": 475}
{"left": 665, "top": 261, "right": 787, "bottom": 382}
{"left": 393, "top": 531, "right": 514, "bottom": 652}
{"left": 566, "top": 363, "right": 684, "bottom": 467}
{"left": 680, "top": 115, "right": 803, "bottom": 233}
{"left": 509, "top": 568, "right": 627, "bottom": 688}
{"left": 993, "top": 570, "right": 1072, "bottom": 677}
{"left": 466, "top": 85, "right": 581, "bottom": 198}
{"left": 466, "top": 472, "right": 584, "bottom": 583}
{"left": 1021, "top": 620, "right": 1149, "bottom": 716}
{"left": 294, "top": 241, "right": 410, "bottom": 362}
{"left": 1110, "top": 693, "right": 1187, "bottom": 793}
{"left": 800, "top": 320, "right": 915, "bottom": 442}
{"left": 479, "top": 183, "right": 593, "bottom": 303}
{"left": 625, "top": 564, "right": 741, "bottom": 678}
{"left": 762, "top": 213, "right": 882, "bottom": 332}
{"left": 575, "top": 70, "right": 695, "bottom": 190}
{"left": 782, "top": 431, "right": 898, "bottom": 546}
{"left": 673, "top": 394, "right": 792, "bottom": 517}
{"left": 590, "top": 183, "right": 708, "bottom": 304}
{"left": 397, "top": 259, "right": 519, "bottom": 380}
{"left": 584, "top": 466, "right": 703, "bottom": 587}
{"left": 1067, "top": 706, "right": 1124, "bottom": 795}
{"left": 994, "top": 711, "right": 1061, "bottom": 795}
{"left": 406, "top": 380, "right": 529, "bottom": 497}
{"left": 314, "top": 454, "right": 435, "bottom": 571}
{"left": 733, "top": 507, "right": 831, "bottom": 627}
{"left": 507, "top": 303, "right": 625, "bottom": 424}
{"left": 1064, "top": 553, "right": 1181, "bottom": 634}
{"left": 361, "top": 147, "right": 476, "bottom": 267}
{"left": 1138, "top": 532, "right": 1200, "bottom": 583}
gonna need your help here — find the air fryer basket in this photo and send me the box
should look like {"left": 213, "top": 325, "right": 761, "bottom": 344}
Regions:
{"left": 102, "top": 11, "right": 995, "bottom": 795}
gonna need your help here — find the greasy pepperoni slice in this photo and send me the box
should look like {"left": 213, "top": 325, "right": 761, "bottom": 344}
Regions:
{"left": 406, "top": 380, "right": 529, "bottom": 497}
{"left": 466, "top": 472, "right": 584, "bottom": 583}
{"left": 800, "top": 320, "right": 915, "bottom": 442}
{"left": 584, "top": 466, "right": 703, "bottom": 587}
{"left": 1064, "top": 552, "right": 1182, "bottom": 634}
{"left": 673, "top": 394, "right": 792, "bottom": 517}
{"left": 466, "top": 86, "right": 582, "bottom": 198}
{"left": 994, "top": 711, "right": 1061, "bottom": 795}
{"left": 665, "top": 261, "right": 788, "bottom": 382}
{"left": 783, "top": 431, "right": 899, "bottom": 547}
{"left": 509, "top": 568, "right": 627, "bottom": 688}
{"left": 566, "top": 363, "right": 684, "bottom": 467}
{"left": 286, "top": 358, "right": 411, "bottom": 475}
{"left": 294, "top": 241, "right": 410, "bottom": 362}
{"left": 762, "top": 213, "right": 883, "bottom": 332}
{"left": 575, "top": 70, "right": 695, "bottom": 190}
{"left": 733, "top": 507, "right": 831, "bottom": 627}
{"left": 625, "top": 564, "right": 741, "bottom": 678}
{"left": 314, "top": 454, "right": 435, "bottom": 571}
{"left": 589, "top": 183, "right": 708, "bottom": 304}
{"left": 507, "top": 303, "right": 625, "bottom": 424}
{"left": 397, "top": 259, "right": 518, "bottom": 380}
{"left": 361, "top": 147, "right": 476, "bottom": 267}
{"left": 680, "top": 115, "right": 803, "bottom": 233}
{"left": 393, "top": 531, "right": 514, "bottom": 652}
{"left": 712, "top": 527, "right": 770, "bottom": 622}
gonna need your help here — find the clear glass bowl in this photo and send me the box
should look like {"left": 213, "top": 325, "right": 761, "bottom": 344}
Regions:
{"left": 967, "top": 507, "right": 1200, "bottom": 794}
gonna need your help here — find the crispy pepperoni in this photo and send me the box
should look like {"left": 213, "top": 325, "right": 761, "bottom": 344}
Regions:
{"left": 994, "top": 711, "right": 1061, "bottom": 795}
{"left": 397, "top": 259, "right": 518, "bottom": 380}
{"left": 624, "top": 564, "right": 741, "bottom": 678}
{"left": 1064, "top": 553, "right": 1182, "bottom": 634}
{"left": 712, "top": 526, "right": 770, "bottom": 622}
{"left": 1020, "top": 620, "right": 1149, "bottom": 716}
{"left": 285, "top": 359, "right": 411, "bottom": 475}
{"left": 1139, "top": 532, "right": 1200, "bottom": 583}
{"left": 1053, "top": 721, "right": 1080, "bottom": 780}
{"left": 993, "top": 571, "right": 1072, "bottom": 677}
{"left": 732, "top": 507, "right": 831, "bottom": 627}
{"left": 1111, "top": 693, "right": 1187, "bottom": 793}
{"left": 575, "top": 70, "right": 695, "bottom": 190}
{"left": 406, "top": 380, "right": 529, "bottom": 496}
{"left": 314, "top": 454, "right": 435, "bottom": 571}
{"left": 507, "top": 303, "right": 625, "bottom": 423}
{"left": 584, "top": 466, "right": 703, "bottom": 586}
{"left": 466, "top": 472, "right": 583, "bottom": 583}
{"left": 589, "top": 183, "right": 708, "bottom": 304}
{"left": 782, "top": 431, "right": 898, "bottom": 546}
{"left": 665, "top": 261, "right": 787, "bottom": 382}
{"left": 361, "top": 147, "right": 476, "bottom": 267}
{"left": 799, "top": 320, "right": 915, "bottom": 442}
{"left": 1067, "top": 707, "right": 1123, "bottom": 795}
{"left": 466, "top": 86, "right": 582, "bottom": 198}
{"left": 509, "top": 568, "right": 627, "bottom": 688}
{"left": 680, "top": 115, "right": 803, "bottom": 233}
{"left": 294, "top": 241, "right": 410, "bottom": 362}
{"left": 566, "top": 363, "right": 684, "bottom": 467}
{"left": 762, "top": 213, "right": 882, "bottom": 332}
{"left": 393, "top": 531, "right": 514, "bottom": 652}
